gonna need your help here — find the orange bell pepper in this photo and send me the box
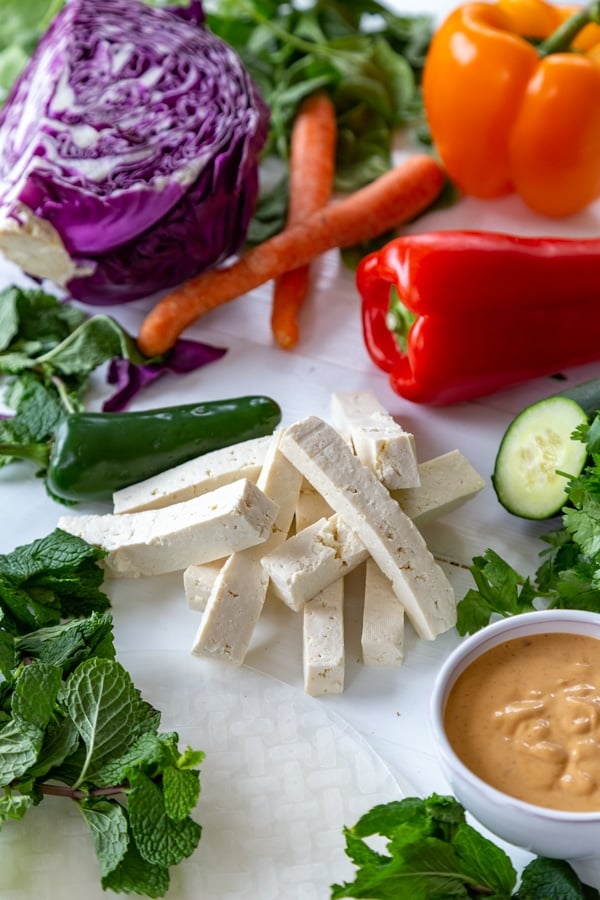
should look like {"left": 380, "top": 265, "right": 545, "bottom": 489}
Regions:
{"left": 422, "top": 1, "right": 600, "bottom": 217}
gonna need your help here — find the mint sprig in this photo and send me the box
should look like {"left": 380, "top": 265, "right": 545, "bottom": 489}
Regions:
{"left": 332, "top": 795, "right": 598, "bottom": 899}
{"left": 0, "top": 530, "right": 204, "bottom": 897}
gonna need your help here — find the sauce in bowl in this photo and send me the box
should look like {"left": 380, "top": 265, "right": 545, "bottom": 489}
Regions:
{"left": 444, "top": 632, "right": 600, "bottom": 812}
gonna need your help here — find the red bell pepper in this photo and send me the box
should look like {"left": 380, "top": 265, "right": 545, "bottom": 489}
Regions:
{"left": 357, "top": 230, "right": 600, "bottom": 405}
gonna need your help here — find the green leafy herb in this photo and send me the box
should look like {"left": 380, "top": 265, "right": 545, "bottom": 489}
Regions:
{"left": 0, "top": 528, "right": 109, "bottom": 638}
{"left": 331, "top": 795, "right": 598, "bottom": 899}
{"left": 0, "top": 285, "right": 149, "bottom": 468}
{"left": 0, "top": 529, "right": 205, "bottom": 898}
{"left": 233, "top": 0, "right": 450, "bottom": 261}
{"left": 0, "top": 0, "right": 63, "bottom": 102}
{"left": 458, "top": 413, "right": 600, "bottom": 633}
{"left": 457, "top": 549, "right": 539, "bottom": 636}
{"left": 204, "top": 0, "right": 434, "bottom": 237}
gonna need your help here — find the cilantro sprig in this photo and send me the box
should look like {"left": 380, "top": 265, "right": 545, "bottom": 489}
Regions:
{"left": 458, "top": 414, "right": 600, "bottom": 634}
{"left": 0, "top": 529, "right": 204, "bottom": 897}
{"left": 332, "top": 795, "right": 598, "bottom": 899}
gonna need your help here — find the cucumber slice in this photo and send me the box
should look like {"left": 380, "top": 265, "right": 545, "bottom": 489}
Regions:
{"left": 493, "top": 395, "right": 589, "bottom": 520}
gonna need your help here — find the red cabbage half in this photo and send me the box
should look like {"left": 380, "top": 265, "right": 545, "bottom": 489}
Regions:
{"left": 0, "top": 0, "right": 269, "bottom": 304}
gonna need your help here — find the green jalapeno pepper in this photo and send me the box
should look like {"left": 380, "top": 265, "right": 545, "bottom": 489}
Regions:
{"left": 3, "top": 395, "right": 281, "bottom": 503}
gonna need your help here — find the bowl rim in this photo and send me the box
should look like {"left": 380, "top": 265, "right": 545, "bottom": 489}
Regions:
{"left": 430, "top": 608, "right": 600, "bottom": 823}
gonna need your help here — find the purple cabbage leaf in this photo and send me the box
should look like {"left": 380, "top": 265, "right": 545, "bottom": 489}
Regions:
{"left": 104, "top": 338, "right": 227, "bottom": 412}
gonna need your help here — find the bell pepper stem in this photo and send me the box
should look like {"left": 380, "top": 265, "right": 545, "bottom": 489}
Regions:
{"left": 387, "top": 287, "right": 417, "bottom": 355}
{"left": 538, "top": 1, "right": 600, "bottom": 56}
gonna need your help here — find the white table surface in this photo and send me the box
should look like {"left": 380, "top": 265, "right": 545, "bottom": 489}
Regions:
{"left": 2, "top": 2, "right": 600, "bottom": 896}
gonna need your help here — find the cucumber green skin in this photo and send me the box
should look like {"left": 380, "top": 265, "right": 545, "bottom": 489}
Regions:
{"left": 555, "top": 377, "right": 600, "bottom": 418}
{"left": 47, "top": 395, "right": 282, "bottom": 503}
{"left": 493, "top": 395, "right": 589, "bottom": 520}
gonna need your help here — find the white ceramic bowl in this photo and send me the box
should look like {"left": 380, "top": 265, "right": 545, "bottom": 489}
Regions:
{"left": 430, "top": 609, "right": 600, "bottom": 885}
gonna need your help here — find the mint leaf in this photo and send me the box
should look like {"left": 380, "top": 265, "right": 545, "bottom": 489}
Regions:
{"left": 0, "top": 786, "right": 34, "bottom": 822}
{"left": 128, "top": 771, "right": 201, "bottom": 868}
{"left": 177, "top": 745, "right": 206, "bottom": 770}
{"left": 27, "top": 717, "right": 79, "bottom": 778}
{"left": 163, "top": 765, "right": 201, "bottom": 823}
{"left": 15, "top": 612, "right": 115, "bottom": 673}
{"left": 12, "top": 661, "right": 62, "bottom": 731}
{"left": 93, "top": 730, "right": 175, "bottom": 787}
{"left": 0, "top": 528, "right": 105, "bottom": 581}
{"left": 0, "top": 570, "right": 61, "bottom": 634}
{"left": 102, "top": 838, "right": 170, "bottom": 898}
{"left": 453, "top": 822, "right": 516, "bottom": 895}
{"left": 333, "top": 838, "right": 471, "bottom": 899}
{"left": 0, "top": 286, "right": 20, "bottom": 350}
{"left": 3, "top": 371, "right": 64, "bottom": 440}
{"left": 0, "top": 284, "right": 85, "bottom": 353}
{"left": 38, "top": 314, "right": 147, "bottom": 376}
{"left": 62, "top": 658, "right": 159, "bottom": 788}
{"left": 519, "top": 856, "right": 598, "bottom": 899}
{"left": 0, "top": 628, "right": 16, "bottom": 677}
{"left": 80, "top": 798, "right": 129, "bottom": 878}
{"left": 0, "top": 718, "right": 43, "bottom": 785}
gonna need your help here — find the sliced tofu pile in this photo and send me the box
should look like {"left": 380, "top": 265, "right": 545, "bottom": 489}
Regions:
{"left": 58, "top": 390, "right": 485, "bottom": 695}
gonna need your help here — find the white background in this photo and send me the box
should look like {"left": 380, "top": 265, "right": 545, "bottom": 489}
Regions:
{"left": 2, "top": 2, "right": 600, "bottom": 896}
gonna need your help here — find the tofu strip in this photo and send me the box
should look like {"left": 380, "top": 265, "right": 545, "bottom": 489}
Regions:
{"left": 303, "top": 580, "right": 345, "bottom": 695}
{"left": 191, "top": 431, "right": 303, "bottom": 664}
{"left": 298, "top": 488, "right": 345, "bottom": 696}
{"left": 278, "top": 417, "right": 456, "bottom": 640}
{"left": 361, "top": 559, "right": 404, "bottom": 666}
{"left": 113, "top": 435, "right": 272, "bottom": 513}
{"left": 331, "top": 390, "right": 420, "bottom": 489}
{"left": 391, "top": 450, "right": 485, "bottom": 525}
{"left": 184, "top": 560, "right": 225, "bottom": 612}
{"left": 263, "top": 512, "right": 367, "bottom": 612}
{"left": 295, "top": 479, "right": 333, "bottom": 532}
{"left": 58, "top": 477, "right": 278, "bottom": 578}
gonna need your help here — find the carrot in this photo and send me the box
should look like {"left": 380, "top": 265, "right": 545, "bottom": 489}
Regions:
{"left": 137, "top": 154, "right": 446, "bottom": 357}
{"left": 271, "top": 91, "right": 337, "bottom": 350}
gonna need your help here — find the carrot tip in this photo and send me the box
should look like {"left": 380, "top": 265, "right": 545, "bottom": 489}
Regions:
{"left": 274, "top": 330, "right": 298, "bottom": 350}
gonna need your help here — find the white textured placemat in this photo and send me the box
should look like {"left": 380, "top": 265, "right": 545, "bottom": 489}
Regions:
{"left": 0, "top": 651, "right": 403, "bottom": 900}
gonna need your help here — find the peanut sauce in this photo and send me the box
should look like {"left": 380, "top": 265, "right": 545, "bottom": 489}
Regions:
{"left": 444, "top": 632, "right": 600, "bottom": 812}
